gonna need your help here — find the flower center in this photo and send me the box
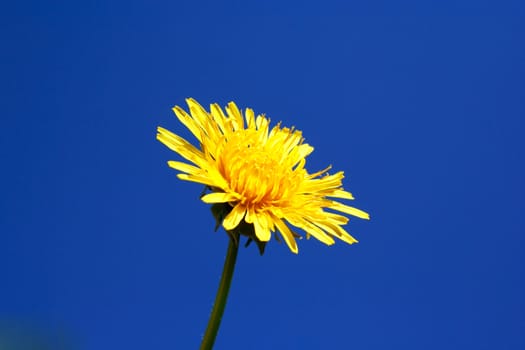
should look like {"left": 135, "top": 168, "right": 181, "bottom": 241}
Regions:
{"left": 218, "top": 129, "right": 299, "bottom": 207}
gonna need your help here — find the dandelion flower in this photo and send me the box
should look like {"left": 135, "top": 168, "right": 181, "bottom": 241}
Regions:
{"left": 157, "top": 98, "right": 369, "bottom": 254}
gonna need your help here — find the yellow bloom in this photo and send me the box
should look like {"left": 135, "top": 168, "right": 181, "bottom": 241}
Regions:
{"left": 157, "top": 98, "right": 369, "bottom": 254}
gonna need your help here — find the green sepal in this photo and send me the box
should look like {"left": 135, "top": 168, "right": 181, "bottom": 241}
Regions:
{"left": 210, "top": 202, "right": 267, "bottom": 255}
{"left": 210, "top": 202, "right": 230, "bottom": 232}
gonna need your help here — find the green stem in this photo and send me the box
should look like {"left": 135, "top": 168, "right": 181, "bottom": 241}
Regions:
{"left": 200, "top": 238, "right": 239, "bottom": 350}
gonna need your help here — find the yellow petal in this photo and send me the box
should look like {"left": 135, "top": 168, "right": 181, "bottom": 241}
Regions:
{"left": 167, "top": 160, "right": 201, "bottom": 175}
{"left": 209, "top": 103, "right": 228, "bottom": 135}
{"left": 327, "top": 189, "right": 354, "bottom": 200}
{"left": 301, "top": 172, "right": 345, "bottom": 193}
{"left": 329, "top": 202, "right": 370, "bottom": 220}
{"left": 225, "top": 101, "right": 244, "bottom": 131}
{"left": 255, "top": 115, "right": 269, "bottom": 142}
{"left": 285, "top": 215, "right": 334, "bottom": 246}
{"left": 307, "top": 165, "right": 332, "bottom": 179}
{"left": 314, "top": 221, "right": 358, "bottom": 244}
{"left": 177, "top": 173, "right": 218, "bottom": 187}
{"left": 156, "top": 127, "right": 207, "bottom": 168}
{"left": 253, "top": 213, "right": 271, "bottom": 242}
{"left": 304, "top": 223, "right": 335, "bottom": 245}
{"left": 172, "top": 105, "right": 203, "bottom": 143}
{"left": 222, "top": 204, "right": 246, "bottom": 230}
{"left": 244, "top": 205, "right": 256, "bottom": 224}
{"left": 324, "top": 211, "right": 349, "bottom": 225}
{"left": 274, "top": 218, "right": 298, "bottom": 254}
{"left": 201, "top": 192, "right": 239, "bottom": 204}
{"left": 245, "top": 108, "right": 256, "bottom": 129}
{"left": 186, "top": 98, "right": 210, "bottom": 132}
{"left": 332, "top": 225, "right": 358, "bottom": 245}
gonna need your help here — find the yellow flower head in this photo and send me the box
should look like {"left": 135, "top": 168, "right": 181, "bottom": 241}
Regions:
{"left": 157, "top": 98, "right": 369, "bottom": 254}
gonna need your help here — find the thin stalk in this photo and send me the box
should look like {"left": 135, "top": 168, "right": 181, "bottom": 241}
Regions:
{"left": 200, "top": 238, "right": 239, "bottom": 350}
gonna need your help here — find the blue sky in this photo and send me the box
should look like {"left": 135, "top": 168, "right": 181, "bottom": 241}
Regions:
{"left": 1, "top": 1, "right": 524, "bottom": 349}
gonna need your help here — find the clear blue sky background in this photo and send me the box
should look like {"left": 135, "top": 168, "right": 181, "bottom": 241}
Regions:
{"left": 1, "top": 1, "right": 524, "bottom": 349}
